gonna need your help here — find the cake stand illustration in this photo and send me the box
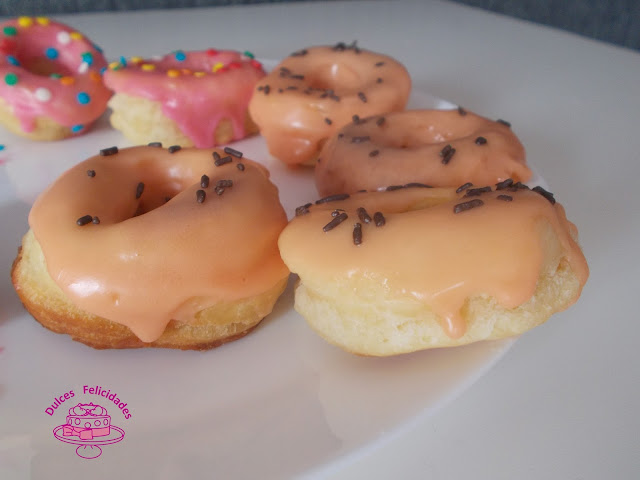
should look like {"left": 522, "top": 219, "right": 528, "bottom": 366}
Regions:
{"left": 53, "top": 402, "right": 125, "bottom": 459}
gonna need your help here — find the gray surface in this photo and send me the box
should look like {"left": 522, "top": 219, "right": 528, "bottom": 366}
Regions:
{"left": 0, "top": 0, "right": 638, "bottom": 52}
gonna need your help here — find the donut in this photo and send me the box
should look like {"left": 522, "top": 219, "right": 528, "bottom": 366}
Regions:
{"left": 0, "top": 17, "right": 111, "bottom": 140}
{"left": 11, "top": 145, "right": 290, "bottom": 350}
{"left": 103, "top": 50, "right": 265, "bottom": 148}
{"left": 315, "top": 109, "right": 531, "bottom": 196}
{"left": 278, "top": 183, "right": 589, "bottom": 356}
{"left": 248, "top": 42, "right": 411, "bottom": 166}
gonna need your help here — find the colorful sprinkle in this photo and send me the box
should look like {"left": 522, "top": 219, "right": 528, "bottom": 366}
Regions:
{"left": 108, "top": 61, "right": 121, "bottom": 70}
{"left": 71, "top": 124, "right": 84, "bottom": 133}
{"left": 194, "top": 71, "right": 206, "bottom": 77}
{"left": 6, "top": 55, "right": 20, "bottom": 66}
{"left": 130, "top": 56, "right": 143, "bottom": 64}
{"left": 3, "top": 26, "right": 17, "bottom": 36}
{"left": 81, "top": 52, "right": 93, "bottom": 65}
{"left": 36, "top": 17, "right": 50, "bottom": 26}
{"left": 60, "top": 76, "right": 75, "bottom": 86}
{"left": 0, "top": 144, "right": 5, "bottom": 151}
{"left": 175, "top": 50, "right": 186, "bottom": 61}
{"left": 206, "top": 48, "right": 218, "bottom": 56}
{"left": 141, "top": 64, "right": 156, "bottom": 71}
{"left": 50, "top": 73, "right": 62, "bottom": 79}
{"left": 167, "top": 69, "right": 180, "bottom": 78}
{"left": 119, "top": 56, "right": 127, "bottom": 66}
{"left": 57, "top": 31, "right": 71, "bottom": 44}
{"left": 70, "top": 32, "right": 83, "bottom": 41}
{"left": 212, "top": 62, "right": 224, "bottom": 73}
{"left": 92, "top": 43, "right": 103, "bottom": 53}
{"left": 77, "top": 92, "right": 90, "bottom": 104}
{"left": 34, "top": 87, "right": 52, "bottom": 102}
{"left": 45, "top": 47, "right": 59, "bottom": 59}
{"left": 89, "top": 71, "right": 102, "bottom": 82}
{"left": 17, "top": 17, "right": 33, "bottom": 28}
{"left": 4, "top": 73, "right": 18, "bottom": 85}
{"left": 243, "top": 51, "right": 255, "bottom": 59}
{"left": 77, "top": 62, "right": 89, "bottom": 74}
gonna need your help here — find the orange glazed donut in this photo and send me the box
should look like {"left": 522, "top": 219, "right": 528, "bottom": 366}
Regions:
{"left": 12, "top": 145, "right": 290, "bottom": 350}
{"left": 279, "top": 183, "right": 589, "bottom": 356}
{"left": 0, "top": 17, "right": 111, "bottom": 140}
{"left": 315, "top": 108, "right": 532, "bottom": 196}
{"left": 103, "top": 50, "right": 265, "bottom": 148}
{"left": 248, "top": 43, "right": 411, "bottom": 166}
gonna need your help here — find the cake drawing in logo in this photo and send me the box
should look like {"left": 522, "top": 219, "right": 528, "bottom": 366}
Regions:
{"left": 53, "top": 402, "right": 125, "bottom": 459}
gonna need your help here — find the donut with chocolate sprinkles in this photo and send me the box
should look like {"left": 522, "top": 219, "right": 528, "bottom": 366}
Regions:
{"left": 315, "top": 108, "right": 530, "bottom": 196}
{"left": 248, "top": 44, "right": 411, "bottom": 166}
{"left": 13, "top": 145, "right": 290, "bottom": 350}
{"left": 277, "top": 184, "right": 589, "bottom": 356}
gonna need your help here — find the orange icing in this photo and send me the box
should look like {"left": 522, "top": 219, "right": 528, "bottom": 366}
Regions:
{"left": 103, "top": 50, "right": 265, "bottom": 148}
{"left": 248, "top": 44, "right": 411, "bottom": 166}
{"left": 0, "top": 17, "right": 111, "bottom": 134}
{"left": 28, "top": 146, "right": 289, "bottom": 342}
{"left": 278, "top": 186, "right": 589, "bottom": 338}
{"left": 315, "top": 109, "right": 531, "bottom": 196}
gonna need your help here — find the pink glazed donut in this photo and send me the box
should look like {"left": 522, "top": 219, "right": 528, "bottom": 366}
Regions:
{"left": 0, "top": 17, "right": 111, "bottom": 140}
{"left": 103, "top": 49, "right": 266, "bottom": 148}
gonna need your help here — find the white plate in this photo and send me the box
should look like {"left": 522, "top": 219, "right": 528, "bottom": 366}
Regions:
{"left": 0, "top": 90, "right": 538, "bottom": 479}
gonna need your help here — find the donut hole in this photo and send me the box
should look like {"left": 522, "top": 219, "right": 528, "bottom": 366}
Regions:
{"left": 12, "top": 41, "right": 75, "bottom": 77}
{"left": 306, "top": 63, "right": 362, "bottom": 91}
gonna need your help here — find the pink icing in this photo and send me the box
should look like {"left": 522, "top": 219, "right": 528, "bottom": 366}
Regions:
{"left": 103, "top": 50, "right": 265, "bottom": 147}
{"left": 0, "top": 17, "right": 111, "bottom": 133}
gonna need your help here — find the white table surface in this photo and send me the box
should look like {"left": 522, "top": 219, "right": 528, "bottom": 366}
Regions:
{"left": 2, "top": 1, "right": 639, "bottom": 478}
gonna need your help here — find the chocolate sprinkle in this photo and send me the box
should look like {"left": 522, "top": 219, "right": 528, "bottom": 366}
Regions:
{"left": 100, "top": 146, "right": 118, "bottom": 156}
{"left": 497, "top": 194, "right": 513, "bottom": 202}
{"left": 216, "top": 179, "right": 233, "bottom": 188}
{"left": 373, "top": 212, "right": 385, "bottom": 227}
{"left": 295, "top": 203, "right": 312, "bottom": 216}
{"left": 440, "top": 144, "right": 456, "bottom": 165}
{"left": 353, "top": 223, "right": 363, "bottom": 245}
{"left": 405, "top": 182, "right": 433, "bottom": 188}
{"left": 351, "top": 136, "right": 370, "bottom": 144}
{"left": 457, "top": 106, "right": 467, "bottom": 116}
{"left": 76, "top": 215, "right": 93, "bottom": 226}
{"left": 263, "top": 85, "right": 271, "bottom": 95}
{"left": 214, "top": 153, "right": 232, "bottom": 166}
{"left": 495, "top": 178, "right": 514, "bottom": 190}
{"left": 357, "top": 207, "right": 372, "bottom": 224}
{"left": 369, "top": 149, "right": 380, "bottom": 157}
{"left": 456, "top": 182, "right": 473, "bottom": 193}
{"left": 497, "top": 119, "right": 511, "bottom": 127}
{"left": 376, "top": 116, "right": 386, "bottom": 126}
{"left": 237, "top": 163, "right": 245, "bottom": 171}
{"left": 92, "top": 216, "right": 100, "bottom": 224}
{"left": 358, "top": 92, "right": 367, "bottom": 103}
{"left": 324, "top": 117, "right": 332, "bottom": 125}
{"left": 215, "top": 186, "right": 225, "bottom": 195}
{"left": 375, "top": 61, "right": 385, "bottom": 67}
{"left": 87, "top": 169, "right": 96, "bottom": 177}
{"left": 376, "top": 77, "right": 383, "bottom": 83}
{"left": 532, "top": 186, "right": 556, "bottom": 204}
{"left": 223, "top": 147, "right": 243, "bottom": 158}
{"left": 196, "top": 189, "right": 206, "bottom": 203}
{"left": 168, "top": 145, "right": 181, "bottom": 154}
{"left": 135, "top": 182, "right": 144, "bottom": 199}
{"left": 509, "top": 181, "right": 530, "bottom": 191}
{"left": 453, "top": 199, "right": 484, "bottom": 213}
{"left": 386, "top": 185, "right": 404, "bottom": 191}
{"left": 148, "top": 142, "right": 162, "bottom": 148}
{"left": 323, "top": 212, "right": 348, "bottom": 232}
{"left": 331, "top": 208, "right": 345, "bottom": 217}
{"left": 475, "top": 136, "right": 487, "bottom": 145}
{"left": 464, "top": 186, "right": 492, "bottom": 197}
{"left": 290, "top": 49, "right": 308, "bottom": 57}
{"left": 316, "top": 193, "right": 350, "bottom": 204}
{"left": 352, "top": 114, "right": 362, "bottom": 124}
{"left": 200, "top": 175, "right": 210, "bottom": 188}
